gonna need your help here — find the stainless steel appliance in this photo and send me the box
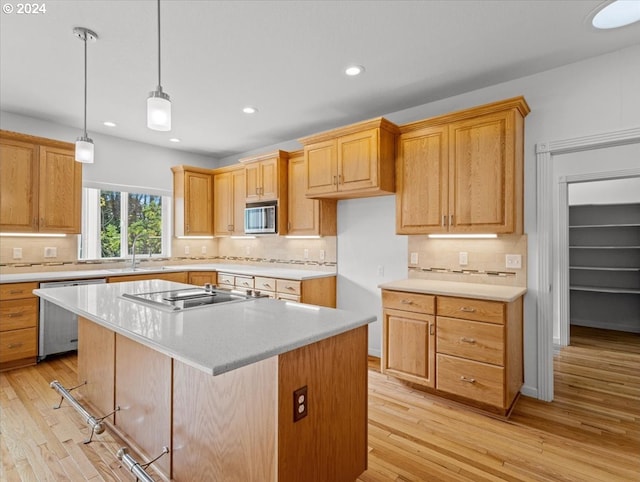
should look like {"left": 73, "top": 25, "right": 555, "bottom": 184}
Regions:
{"left": 121, "top": 286, "right": 263, "bottom": 312}
{"left": 39, "top": 278, "right": 107, "bottom": 360}
{"left": 244, "top": 201, "right": 277, "bottom": 234}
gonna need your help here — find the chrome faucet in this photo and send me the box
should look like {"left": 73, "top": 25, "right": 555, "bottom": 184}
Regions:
{"left": 130, "top": 232, "right": 144, "bottom": 270}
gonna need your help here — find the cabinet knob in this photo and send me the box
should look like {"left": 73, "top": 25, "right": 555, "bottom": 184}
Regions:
{"left": 459, "top": 307, "right": 476, "bottom": 313}
{"left": 460, "top": 376, "right": 476, "bottom": 384}
{"left": 460, "top": 337, "right": 476, "bottom": 344}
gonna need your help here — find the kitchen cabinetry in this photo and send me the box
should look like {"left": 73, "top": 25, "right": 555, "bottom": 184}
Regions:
{"left": 0, "top": 282, "right": 39, "bottom": 371}
{"left": 240, "top": 150, "right": 288, "bottom": 203}
{"left": 107, "top": 272, "right": 188, "bottom": 284}
{"left": 213, "top": 165, "right": 246, "bottom": 236}
{"left": 299, "top": 117, "right": 398, "bottom": 199}
{"left": 396, "top": 97, "right": 529, "bottom": 234}
{"left": 381, "top": 288, "right": 523, "bottom": 416}
{"left": 287, "top": 150, "right": 337, "bottom": 236}
{"left": 171, "top": 165, "right": 214, "bottom": 237}
{"left": 0, "top": 130, "right": 82, "bottom": 234}
{"left": 217, "top": 272, "right": 254, "bottom": 290}
{"left": 569, "top": 203, "right": 640, "bottom": 333}
{"left": 188, "top": 271, "right": 218, "bottom": 287}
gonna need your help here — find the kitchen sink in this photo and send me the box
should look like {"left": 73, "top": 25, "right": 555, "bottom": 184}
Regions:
{"left": 121, "top": 287, "right": 265, "bottom": 311}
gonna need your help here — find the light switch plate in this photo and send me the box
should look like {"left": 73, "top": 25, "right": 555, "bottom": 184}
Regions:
{"left": 410, "top": 252, "right": 419, "bottom": 265}
{"left": 319, "top": 249, "right": 325, "bottom": 261}
{"left": 459, "top": 252, "right": 468, "bottom": 266}
{"left": 13, "top": 248, "right": 22, "bottom": 259}
{"left": 44, "top": 247, "right": 57, "bottom": 258}
{"left": 201, "top": 246, "right": 207, "bottom": 254}
{"left": 505, "top": 254, "right": 522, "bottom": 269}
{"left": 184, "top": 245, "right": 190, "bottom": 255}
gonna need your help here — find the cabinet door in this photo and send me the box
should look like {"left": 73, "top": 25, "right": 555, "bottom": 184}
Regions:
{"left": 305, "top": 140, "right": 337, "bottom": 196}
{"left": 188, "top": 272, "right": 217, "bottom": 286}
{"left": 245, "top": 162, "right": 261, "bottom": 202}
{"left": 0, "top": 138, "right": 38, "bottom": 232}
{"left": 448, "top": 110, "right": 516, "bottom": 233}
{"left": 231, "top": 168, "right": 246, "bottom": 234}
{"left": 288, "top": 154, "right": 318, "bottom": 234}
{"left": 38, "top": 146, "right": 82, "bottom": 233}
{"left": 337, "top": 128, "right": 379, "bottom": 192}
{"left": 184, "top": 171, "right": 213, "bottom": 235}
{"left": 396, "top": 126, "right": 448, "bottom": 234}
{"left": 383, "top": 308, "right": 435, "bottom": 388}
{"left": 259, "top": 157, "right": 278, "bottom": 200}
{"left": 213, "top": 171, "right": 232, "bottom": 235}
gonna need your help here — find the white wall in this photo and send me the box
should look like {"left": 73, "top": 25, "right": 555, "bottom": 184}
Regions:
{"left": 337, "top": 196, "right": 407, "bottom": 357}
{"left": 225, "top": 44, "right": 640, "bottom": 397}
{"left": 569, "top": 176, "right": 640, "bottom": 205}
{"left": 0, "top": 111, "right": 218, "bottom": 191}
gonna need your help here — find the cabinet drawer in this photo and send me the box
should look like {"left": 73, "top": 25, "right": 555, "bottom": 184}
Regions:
{"left": 437, "top": 317, "right": 504, "bottom": 366}
{"left": 217, "top": 274, "right": 235, "bottom": 287}
{"left": 437, "top": 296, "right": 504, "bottom": 324}
{"left": 436, "top": 354, "right": 504, "bottom": 408}
{"left": 254, "top": 277, "right": 277, "bottom": 292}
{"left": 0, "top": 327, "right": 38, "bottom": 363}
{"left": 277, "top": 279, "right": 301, "bottom": 296}
{"left": 234, "top": 276, "right": 254, "bottom": 289}
{"left": 0, "top": 282, "right": 38, "bottom": 301}
{"left": 0, "top": 298, "right": 38, "bottom": 331}
{"left": 382, "top": 290, "right": 435, "bottom": 314}
{"left": 277, "top": 294, "right": 300, "bottom": 303}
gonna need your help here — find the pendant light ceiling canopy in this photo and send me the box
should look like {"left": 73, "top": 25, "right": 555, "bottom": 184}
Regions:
{"left": 73, "top": 26, "right": 98, "bottom": 163}
{"left": 147, "top": 0, "right": 171, "bottom": 131}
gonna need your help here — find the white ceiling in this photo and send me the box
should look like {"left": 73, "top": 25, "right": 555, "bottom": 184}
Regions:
{"left": 1, "top": 0, "right": 639, "bottom": 159}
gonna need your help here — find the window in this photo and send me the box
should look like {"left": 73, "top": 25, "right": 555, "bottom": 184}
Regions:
{"left": 79, "top": 184, "right": 171, "bottom": 260}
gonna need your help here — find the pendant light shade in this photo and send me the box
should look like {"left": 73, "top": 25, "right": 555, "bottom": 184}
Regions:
{"left": 73, "top": 27, "right": 98, "bottom": 164}
{"left": 147, "top": 0, "right": 172, "bottom": 131}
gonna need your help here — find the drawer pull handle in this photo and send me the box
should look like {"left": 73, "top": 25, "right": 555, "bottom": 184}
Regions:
{"left": 401, "top": 299, "right": 414, "bottom": 305}
{"left": 9, "top": 290, "right": 25, "bottom": 294}
{"left": 460, "top": 337, "right": 476, "bottom": 344}
{"left": 7, "top": 312, "right": 26, "bottom": 318}
{"left": 8, "top": 342, "right": 24, "bottom": 349}
{"left": 264, "top": 283, "right": 272, "bottom": 288}
{"left": 459, "top": 307, "right": 476, "bottom": 313}
{"left": 286, "top": 286, "right": 295, "bottom": 291}
{"left": 460, "top": 376, "right": 476, "bottom": 384}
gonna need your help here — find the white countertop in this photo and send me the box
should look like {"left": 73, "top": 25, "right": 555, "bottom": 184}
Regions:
{"left": 379, "top": 279, "right": 526, "bottom": 302}
{"left": 0, "top": 263, "right": 335, "bottom": 284}
{"left": 34, "top": 280, "right": 374, "bottom": 376}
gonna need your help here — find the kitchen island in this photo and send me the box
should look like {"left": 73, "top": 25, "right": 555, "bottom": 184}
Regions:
{"left": 34, "top": 280, "right": 375, "bottom": 482}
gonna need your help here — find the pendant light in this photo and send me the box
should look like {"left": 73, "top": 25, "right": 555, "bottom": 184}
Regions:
{"left": 73, "top": 27, "right": 98, "bottom": 163}
{"left": 147, "top": 0, "right": 171, "bottom": 131}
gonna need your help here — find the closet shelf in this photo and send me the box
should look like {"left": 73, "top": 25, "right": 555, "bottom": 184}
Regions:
{"left": 569, "top": 223, "right": 640, "bottom": 228}
{"left": 570, "top": 285, "right": 640, "bottom": 295}
{"left": 570, "top": 266, "right": 640, "bottom": 272}
{"left": 569, "top": 245, "right": 640, "bottom": 249}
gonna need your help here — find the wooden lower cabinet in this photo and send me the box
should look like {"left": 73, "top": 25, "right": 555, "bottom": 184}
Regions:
{"left": 77, "top": 319, "right": 368, "bottom": 481}
{"left": 0, "top": 282, "right": 39, "bottom": 371}
{"left": 188, "top": 271, "right": 217, "bottom": 286}
{"left": 107, "top": 272, "right": 188, "bottom": 284}
{"left": 253, "top": 276, "right": 337, "bottom": 307}
{"left": 381, "top": 289, "right": 523, "bottom": 417}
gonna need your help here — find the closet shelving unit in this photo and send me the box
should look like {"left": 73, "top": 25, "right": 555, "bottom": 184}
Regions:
{"left": 569, "top": 203, "right": 640, "bottom": 333}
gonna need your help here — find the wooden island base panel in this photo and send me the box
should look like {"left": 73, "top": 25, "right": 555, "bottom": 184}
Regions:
{"left": 77, "top": 317, "right": 368, "bottom": 482}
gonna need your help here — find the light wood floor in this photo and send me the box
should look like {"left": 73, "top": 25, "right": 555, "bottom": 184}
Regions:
{"left": 1, "top": 326, "right": 638, "bottom": 481}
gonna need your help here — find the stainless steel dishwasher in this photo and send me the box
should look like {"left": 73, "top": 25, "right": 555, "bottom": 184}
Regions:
{"left": 39, "top": 278, "right": 106, "bottom": 360}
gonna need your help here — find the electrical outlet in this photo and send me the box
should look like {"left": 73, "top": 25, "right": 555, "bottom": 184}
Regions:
{"left": 319, "top": 249, "right": 325, "bottom": 261}
{"left": 410, "top": 252, "right": 419, "bottom": 265}
{"left": 184, "top": 245, "right": 190, "bottom": 255}
{"left": 303, "top": 248, "right": 309, "bottom": 259}
{"left": 12, "top": 248, "right": 22, "bottom": 259}
{"left": 377, "top": 265, "right": 384, "bottom": 276}
{"left": 505, "top": 254, "right": 522, "bottom": 269}
{"left": 245, "top": 246, "right": 251, "bottom": 255}
{"left": 44, "top": 247, "right": 57, "bottom": 258}
{"left": 201, "top": 246, "right": 207, "bottom": 254}
{"left": 293, "top": 385, "right": 308, "bottom": 422}
{"left": 459, "top": 251, "right": 468, "bottom": 266}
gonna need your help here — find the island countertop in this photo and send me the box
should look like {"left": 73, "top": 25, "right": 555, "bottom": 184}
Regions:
{"left": 34, "top": 280, "right": 375, "bottom": 376}
{"left": 379, "top": 279, "right": 526, "bottom": 302}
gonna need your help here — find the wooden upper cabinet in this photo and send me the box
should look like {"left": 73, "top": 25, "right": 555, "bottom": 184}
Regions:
{"left": 299, "top": 117, "right": 399, "bottom": 199}
{"left": 396, "top": 97, "right": 529, "bottom": 235}
{"left": 172, "top": 165, "right": 214, "bottom": 236}
{"left": 287, "top": 151, "right": 336, "bottom": 236}
{"left": 0, "top": 130, "right": 81, "bottom": 234}
{"left": 38, "top": 146, "right": 82, "bottom": 233}
{"left": 213, "top": 165, "right": 245, "bottom": 236}
{"left": 241, "top": 150, "right": 287, "bottom": 203}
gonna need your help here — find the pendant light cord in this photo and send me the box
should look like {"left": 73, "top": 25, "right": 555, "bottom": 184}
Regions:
{"left": 157, "top": 0, "right": 161, "bottom": 89}
{"left": 83, "top": 32, "right": 88, "bottom": 137}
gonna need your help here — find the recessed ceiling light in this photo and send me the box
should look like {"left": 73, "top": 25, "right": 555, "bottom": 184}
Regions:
{"left": 592, "top": 0, "right": 640, "bottom": 29}
{"left": 103, "top": 121, "right": 116, "bottom": 127}
{"left": 169, "top": 138, "right": 181, "bottom": 143}
{"left": 243, "top": 106, "right": 258, "bottom": 114}
{"left": 345, "top": 65, "right": 365, "bottom": 76}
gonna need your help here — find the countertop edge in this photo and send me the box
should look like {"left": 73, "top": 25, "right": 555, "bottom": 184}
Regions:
{"left": 379, "top": 280, "right": 527, "bottom": 303}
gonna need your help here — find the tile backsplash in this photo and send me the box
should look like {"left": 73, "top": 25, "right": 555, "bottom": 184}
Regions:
{"left": 407, "top": 234, "right": 527, "bottom": 287}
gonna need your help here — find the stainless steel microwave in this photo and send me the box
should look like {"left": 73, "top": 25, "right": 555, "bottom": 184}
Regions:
{"left": 244, "top": 201, "right": 277, "bottom": 234}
